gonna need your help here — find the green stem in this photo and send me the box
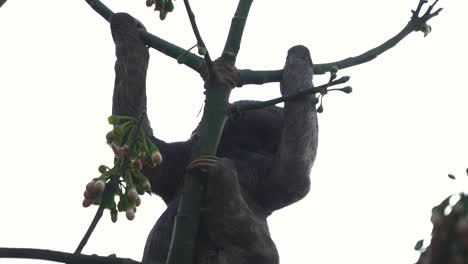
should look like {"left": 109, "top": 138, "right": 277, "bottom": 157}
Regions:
{"left": 237, "top": 0, "right": 443, "bottom": 86}
{"left": 231, "top": 76, "right": 350, "bottom": 112}
{"left": 166, "top": 86, "right": 231, "bottom": 264}
{"left": 237, "top": 22, "right": 414, "bottom": 84}
{"left": 74, "top": 204, "right": 105, "bottom": 254}
{"left": 238, "top": 69, "right": 282, "bottom": 86}
{"left": 139, "top": 31, "right": 205, "bottom": 74}
{"left": 221, "top": 0, "right": 254, "bottom": 64}
{"left": 314, "top": 22, "right": 416, "bottom": 73}
{"left": 229, "top": 77, "right": 349, "bottom": 114}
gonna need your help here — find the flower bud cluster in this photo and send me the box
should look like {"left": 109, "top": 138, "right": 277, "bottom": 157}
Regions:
{"left": 81, "top": 115, "right": 163, "bottom": 222}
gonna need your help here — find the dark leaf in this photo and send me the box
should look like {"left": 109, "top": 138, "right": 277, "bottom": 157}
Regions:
{"left": 414, "top": 239, "right": 424, "bottom": 251}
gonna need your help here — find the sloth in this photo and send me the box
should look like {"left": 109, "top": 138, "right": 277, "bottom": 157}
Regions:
{"left": 110, "top": 13, "right": 318, "bottom": 264}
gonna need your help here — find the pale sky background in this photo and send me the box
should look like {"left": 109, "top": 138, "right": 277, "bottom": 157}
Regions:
{"left": 0, "top": 0, "right": 467, "bottom": 263}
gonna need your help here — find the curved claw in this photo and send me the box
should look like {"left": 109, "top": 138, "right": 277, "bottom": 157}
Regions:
{"left": 186, "top": 156, "right": 220, "bottom": 173}
{"left": 412, "top": 0, "right": 443, "bottom": 22}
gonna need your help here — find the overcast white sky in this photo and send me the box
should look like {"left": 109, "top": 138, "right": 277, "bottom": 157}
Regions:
{"left": 1, "top": 0, "right": 467, "bottom": 263}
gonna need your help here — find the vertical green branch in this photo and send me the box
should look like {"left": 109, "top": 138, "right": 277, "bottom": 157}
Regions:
{"left": 166, "top": 1, "right": 248, "bottom": 262}
{"left": 222, "top": 0, "right": 254, "bottom": 64}
{"left": 166, "top": 86, "right": 231, "bottom": 264}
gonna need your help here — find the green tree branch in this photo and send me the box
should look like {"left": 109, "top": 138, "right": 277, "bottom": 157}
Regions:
{"left": 231, "top": 76, "right": 350, "bottom": 112}
{"left": 163, "top": 1, "right": 252, "bottom": 257}
{"left": 166, "top": 85, "right": 232, "bottom": 264}
{"left": 221, "top": 0, "right": 254, "bottom": 64}
{"left": 85, "top": 0, "right": 441, "bottom": 87}
{"left": 0, "top": 247, "right": 140, "bottom": 264}
{"left": 237, "top": 0, "right": 442, "bottom": 86}
{"left": 85, "top": 0, "right": 205, "bottom": 74}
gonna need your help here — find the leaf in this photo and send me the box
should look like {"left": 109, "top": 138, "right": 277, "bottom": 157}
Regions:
{"left": 311, "top": 96, "right": 320, "bottom": 105}
{"left": 317, "top": 105, "right": 323, "bottom": 113}
{"left": 414, "top": 239, "right": 424, "bottom": 251}
{"left": 448, "top": 174, "right": 456, "bottom": 180}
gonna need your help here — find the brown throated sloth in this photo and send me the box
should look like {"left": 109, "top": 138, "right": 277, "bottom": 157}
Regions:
{"left": 110, "top": 13, "right": 318, "bottom": 264}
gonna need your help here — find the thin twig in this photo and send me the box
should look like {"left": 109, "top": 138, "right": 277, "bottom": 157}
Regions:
{"left": 238, "top": 0, "right": 443, "bottom": 86}
{"left": 183, "top": 0, "right": 213, "bottom": 75}
{"left": 0, "top": 247, "right": 140, "bottom": 264}
{"left": 74, "top": 204, "right": 105, "bottom": 254}
{"left": 231, "top": 76, "right": 350, "bottom": 113}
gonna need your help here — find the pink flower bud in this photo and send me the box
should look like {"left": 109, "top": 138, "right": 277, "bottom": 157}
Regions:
{"left": 151, "top": 151, "right": 163, "bottom": 165}
{"left": 82, "top": 199, "right": 93, "bottom": 208}
{"left": 133, "top": 159, "right": 143, "bottom": 172}
{"left": 110, "top": 143, "right": 123, "bottom": 158}
{"left": 106, "top": 131, "right": 113, "bottom": 144}
{"left": 83, "top": 190, "right": 95, "bottom": 199}
{"left": 126, "top": 209, "right": 135, "bottom": 221}
{"left": 85, "top": 181, "right": 96, "bottom": 193}
{"left": 94, "top": 180, "right": 106, "bottom": 193}
{"left": 138, "top": 152, "right": 146, "bottom": 164}
{"left": 136, "top": 197, "right": 141, "bottom": 207}
{"left": 110, "top": 209, "right": 118, "bottom": 223}
{"left": 121, "top": 145, "right": 129, "bottom": 156}
{"left": 128, "top": 189, "right": 139, "bottom": 202}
